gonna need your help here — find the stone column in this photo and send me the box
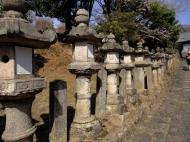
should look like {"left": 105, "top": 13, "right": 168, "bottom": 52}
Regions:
{"left": 70, "top": 74, "right": 102, "bottom": 138}
{"left": 2, "top": 99, "right": 36, "bottom": 142}
{"left": 49, "top": 80, "right": 67, "bottom": 142}
{"left": 74, "top": 75, "right": 93, "bottom": 123}
{"left": 96, "top": 67, "right": 107, "bottom": 118}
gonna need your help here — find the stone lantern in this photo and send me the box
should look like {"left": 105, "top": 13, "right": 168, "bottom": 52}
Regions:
{"left": 133, "top": 42, "right": 149, "bottom": 96}
{"left": 121, "top": 41, "right": 138, "bottom": 110}
{"left": 65, "top": 9, "right": 102, "bottom": 138}
{"left": 99, "top": 34, "right": 126, "bottom": 115}
{"left": 0, "top": 1, "right": 56, "bottom": 142}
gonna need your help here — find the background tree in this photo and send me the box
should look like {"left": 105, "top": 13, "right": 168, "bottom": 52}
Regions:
{"left": 31, "top": 0, "right": 95, "bottom": 31}
{"left": 96, "top": 0, "right": 180, "bottom": 49}
{"left": 95, "top": 11, "right": 137, "bottom": 43}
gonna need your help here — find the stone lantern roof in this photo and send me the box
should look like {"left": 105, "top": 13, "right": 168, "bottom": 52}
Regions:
{"left": 144, "top": 46, "right": 153, "bottom": 56}
{"left": 0, "top": 0, "right": 57, "bottom": 48}
{"left": 155, "top": 47, "right": 163, "bottom": 59}
{"left": 133, "top": 42, "right": 149, "bottom": 55}
{"left": 150, "top": 49, "right": 158, "bottom": 61}
{"left": 122, "top": 40, "right": 134, "bottom": 54}
{"left": 66, "top": 9, "right": 101, "bottom": 44}
{"left": 67, "top": 9, "right": 101, "bottom": 74}
{"left": 165, "top": 48, "right": 175, "bottom": 55}
{"left": 121, "top": 40, "right": 134, "bottom": 69}
{"left": 133, "top": 42, "right": 150, "bottom": 67}
{"left": 99, "top": 33, "right": 123, "bottom": 53}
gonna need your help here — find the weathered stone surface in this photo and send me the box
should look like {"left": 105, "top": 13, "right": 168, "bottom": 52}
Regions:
{"left": 96, "top": 68, "right": 107, "bottom": 118}
{"left": 106, "top": 71, "right": 126, "bottom": 115}
{"left": 105, "top": 52, "right": 120, "bottom": 64}
{"left": 74, "top": 76, "right": 91, "bottom": 122}
{"left": 68, "top": 8, "right": 102, "bottom": 139}
{"left": 0, "top": 78, "right": 45, "bottom": 97}
{"left": 105, "top": 64, "right": 122, "bottom": 70}
{"left": 119, "top": 69, "right": 126, "bottom": 102}
{"left": 0, "top": 1, "right": 56, "bottom": 141}
{"left": 66, "top": 9, "right": 101, "bottom": 44}
{"left": 70, "top": 74, "right": 102, "bottom": 138}
{"left": 49, "top": 80, "right": 67, "bottom": 142}
{"left": 2, "top": 98, "right": 36, "bottom": 142}
{"left": 95, "top": 53, "right": 180, "bottom": 142}
{"left": 70, "top": 119, "right": 102, "bottom": 139}
{"left": 0, "top": 18, "right": 56, "bottom": 49}
{"left": 134, "top": 67, "right": 145, "bottom": 95}
{"left": 100, "top": 34, "right": 123, "bottom": 52}
{"left": 0, "top": 0, "right": 56, "bottom": 49}
{"left": 152, "top": 68, "right": 159, "bottom": 88}
{"left": 68, "top": 62, "right": 101, "bottom": 74}
{"left": 122, "top": 40, "right": 134, "bottom": 53}
{"left": 123, "top": 55, "right": 133, "bottom": 64}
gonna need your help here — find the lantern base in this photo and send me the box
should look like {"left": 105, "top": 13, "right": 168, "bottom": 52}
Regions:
{"left": 70, "top": 118, "right": 102, "bottom": 139}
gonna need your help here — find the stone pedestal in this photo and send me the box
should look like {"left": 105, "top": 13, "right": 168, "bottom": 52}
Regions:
{"left": 2, "top": 99, "right": 35, "bottom": 142}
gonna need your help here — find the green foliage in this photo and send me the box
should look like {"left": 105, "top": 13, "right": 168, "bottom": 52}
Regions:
{"left": 95, "top": 11, "right": 137, "bottom": 43}
{"left": 32, "top": 0, "right": 95, "bottom": 30}
{"left": 97, "top": 1, "right": 180, "bottom": 49}
{"left": 32, "top": 0, "right": 74, "bottom": 21}
{"left": 149, "top": 2, "right": 180, "bottom": 47}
